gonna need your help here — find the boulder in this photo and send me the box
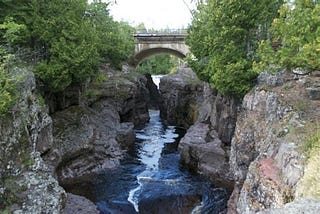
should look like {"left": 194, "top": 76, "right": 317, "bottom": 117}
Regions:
{"left": 179, "top": 123, "right": 233, "bottom": 189}
{"left": 62, "top": 193, "right": 99, "bottom": 214}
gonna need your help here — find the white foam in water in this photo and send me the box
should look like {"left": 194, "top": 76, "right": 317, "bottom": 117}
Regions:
{"left": 127, "top": 110, "right": 180, "bottom": 212}
{"left": 191, "top": 201, "right": 204, "bottom": 214}
{"left": 128, "top": 179, "right": 142, "bottom": 212}
{"left": 128, "top": 171, "right": 154, "bottom": 212}
{"left": 151, "top": 75, "right": 164, "bottom": 88}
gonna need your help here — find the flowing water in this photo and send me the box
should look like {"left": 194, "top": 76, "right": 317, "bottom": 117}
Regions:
{"left": 62, "top": 76, "right": 229, "bottom": 213}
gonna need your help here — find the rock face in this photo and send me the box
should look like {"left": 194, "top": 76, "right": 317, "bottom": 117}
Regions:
{"left": 44, "top": 104, "right": 132, "bottom": 184}
{"left": 178, "top": 85, "right": 238, "bottom": 188}
{"left": 1, "top": 67, "right": 151, "bottom": 212}
{"left": 159, "top": 67, "right": 205, "bottom": 128}
{"left": 62, "top": 193, "right": 99, "bottom": 214}
{"left": 179, "top": 123, "right": 233, "bottom": 188}
{"left": 43, "top": 71, "right": 149, "bottom": 184}
{"left": 159, "top": 67, "right": 238, "bottom": 188}
{"left": 42, "top": 84, "right": 82, "bottom": 114}
{"left": 228, "top": 70, "right": 320, "bottom": 213}
{"left": 257, "top": 199, "right": 320, "bottom": 214}
{"left": 0, "top": 69, "right": 65, "bottom": 213}
{"left": 144, "top": 73, "right": 160, "bottom": 109}
{"left": 84, "top": 72, "right": 150, "bottom": 127}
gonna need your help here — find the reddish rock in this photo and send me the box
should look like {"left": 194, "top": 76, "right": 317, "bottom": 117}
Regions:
{"left": 259, "top": 158, "right": 281, "bottom": 186}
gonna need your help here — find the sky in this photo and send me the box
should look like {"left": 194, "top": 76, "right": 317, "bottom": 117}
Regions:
{"left": 108, "top": 0, "right": 196, "bottom": 30}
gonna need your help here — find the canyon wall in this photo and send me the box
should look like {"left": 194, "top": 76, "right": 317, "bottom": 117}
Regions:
{"left": 159, "top": 68, "right": 320, "bottom": 213}
{"left": 0, "top": 67, "right": 151, "bottom": 213}
{"left": 0, "top": 69, "right": 65, "bottom": 213}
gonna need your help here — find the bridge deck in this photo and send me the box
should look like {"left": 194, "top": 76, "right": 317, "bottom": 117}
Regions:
{"left": 134, "top": 34, "right": 187, "bottom": 42}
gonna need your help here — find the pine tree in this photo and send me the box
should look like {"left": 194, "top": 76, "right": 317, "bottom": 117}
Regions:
{"left": 186, "top": 0, "right": 282, "bottom": 96}
{"left": 255, "top": 0, "right": 320, "bottom": 73}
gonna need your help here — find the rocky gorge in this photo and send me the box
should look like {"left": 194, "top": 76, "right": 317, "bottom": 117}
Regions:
{"left": 160, "top": 67, "right": 320, "bottom": 213}
{"left": 0, "top": 64, "right": 319, "bottom": 213}
{"left": 0, "top": 65, "right": 152, "bottom": 213}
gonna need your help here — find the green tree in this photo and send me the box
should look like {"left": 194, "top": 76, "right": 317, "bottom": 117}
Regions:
{"left": 0, "top": 0, "right": 135, "bottom": 92}
{"left": 186, "top": 0, "right": 282, "bottom": 96}
{"left": 136, "top": 54, "right": 180, "bottom": 74}
{"left": 29, "top": 0, "right": 100, "bottom": 91}
{"left": 255, "top": 0, "right": 320, "bottom": 73}
{"left": 87, "top": 1, "right": 135, "bottom": 69}
{"left": 0, "top": 48, "right": 17, "bottom": 116}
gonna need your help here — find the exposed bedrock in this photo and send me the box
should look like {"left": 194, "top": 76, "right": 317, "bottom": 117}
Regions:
{"left": 62, "top": 193, "right": 99, "bottom": 214}
{"left": 228, "top": 71, "right": 320, "bottom": 213}
{"left": 159, "top": 67, "right": 239, "bottom": 189}
{"left": 0, "top": 69, "right": 65, "bottom": 213}
{"left": 159, "top": 67, "right": 205, "bottom": 128}
{"left": 144, "top": 73, "right": 160, "bottom": 109}
{"left": 43, "top": 71, "right": 150, "bottom": 185}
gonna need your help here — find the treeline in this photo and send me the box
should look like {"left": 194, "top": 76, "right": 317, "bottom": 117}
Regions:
{"left": 136, "top": 54, "right": 180, "bottom": 75}
{"left": 0, "top": 0, "right": 135, "bottom": 115}
{"left": 186, "top": 0, "right": 320, "bottom": 97}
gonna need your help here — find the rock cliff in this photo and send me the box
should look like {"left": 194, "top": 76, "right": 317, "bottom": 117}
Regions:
{"left": 159, "top": 67, "right": 320, "bottom": 213}
{"left": 0, "top": 69, "right": 65, "bottom": 213}
{"left": 159, "top": 67, "right": 205, "bottom": 128}
{"left": 159, "top": 67, "right": 238, "bottom": 188}
{"left": 43, "top": 70, "right": 150, "bottom": 185}
{"left": 0, "top": 67, "right": 150, "bottom": 213}
{"left": 228, "top": 70, "right": 320, "bottom": 213}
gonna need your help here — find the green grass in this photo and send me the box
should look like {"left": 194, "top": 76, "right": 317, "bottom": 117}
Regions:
{"left": 296, "top": 130, "right": 320, "bottom": 199}
{"left": 301, "top": 131, "right": 320, "bottom": 158}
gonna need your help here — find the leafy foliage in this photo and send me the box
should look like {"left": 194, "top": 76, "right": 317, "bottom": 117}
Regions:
{"left": 0, "top": 48, "right": 17, "bottom": 116}
{"left": 255, "top": 0, "right": 320, "bottom": 73}
{"left": 0, "top": 0, "right": 135, "bottom": 92}
{"left": 136, "top": 54, "right": 180, "bottom": 74}
{"left": 87, "top": 2, "right": 135, "bottom": 69}
{"left": 186, "top": 0, "right": 282, "bottom": 97}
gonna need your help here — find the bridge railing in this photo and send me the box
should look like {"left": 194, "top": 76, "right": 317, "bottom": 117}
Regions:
{"left": 135, "top": 29, "right": 188, "bottom": 35}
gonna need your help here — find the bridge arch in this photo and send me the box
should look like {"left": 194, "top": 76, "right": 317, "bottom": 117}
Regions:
{"left": 134, "top": 47, "right": 186, "bottom": 66}
{"left": 131, "top": 34, "right": 190, "bottom": 66}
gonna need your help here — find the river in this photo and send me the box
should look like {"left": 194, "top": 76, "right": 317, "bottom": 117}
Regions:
{"left": 62, "top": 76, "right": 229, "bottom": 214}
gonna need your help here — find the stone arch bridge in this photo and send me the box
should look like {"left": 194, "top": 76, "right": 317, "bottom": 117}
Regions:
{"left": 131, "top": 33, "right": 190, "bottom": 66}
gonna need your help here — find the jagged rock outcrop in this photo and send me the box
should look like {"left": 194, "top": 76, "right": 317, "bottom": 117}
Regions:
{"left": 42, "top": 84, "right": 83, "bottom": 114}
{"left": 43, "top": 71, "right": 149, "bottom": 185}
{"left": 44, "top": 104, "right": 133, "bottom": 184}
{"left": 159, "top": 67, "right": 204, "bottom": 128}
{"left": 0, "top": 69, "right": 65, "bottom": 213}
{"left": 144, "top": 73, "right": 160, "bottom": 109}
{"left": 84, "top": 72, "right": 150, "bottom": 127}
{"left": 178, "top": 85, "right": 238, "bottom": 188}
{"left": 159, "top": 67, "right": 238, "bottom": 188}
{"left": 228, "top": 70, "right": 320, "bottom": 213}
{"left": 179, "top": 123, "right": 233, "bottom": 188}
